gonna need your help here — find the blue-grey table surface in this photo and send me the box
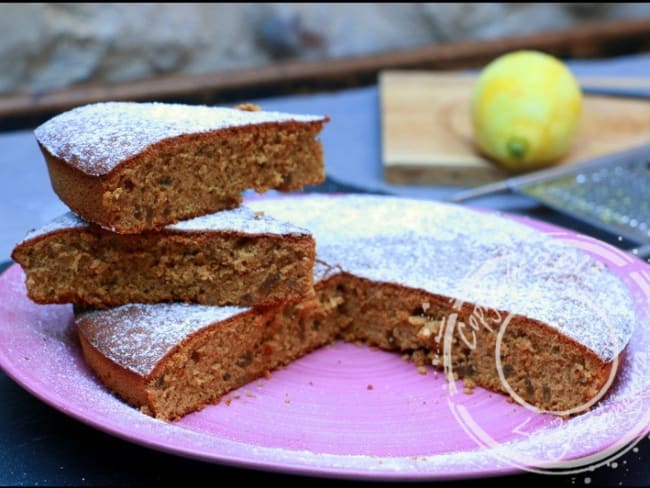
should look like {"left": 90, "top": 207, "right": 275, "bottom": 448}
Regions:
{"left": 0, "top": 54, "right": 649, "bottom": 486}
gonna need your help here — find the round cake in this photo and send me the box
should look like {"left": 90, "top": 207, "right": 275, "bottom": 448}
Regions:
{"left": 76, "top": 194, "right": 637, "bottom": 420}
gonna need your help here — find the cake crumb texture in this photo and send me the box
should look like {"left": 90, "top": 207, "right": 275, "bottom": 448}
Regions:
{"left": 12, "top": 207, "right": 315, "bottom": 308}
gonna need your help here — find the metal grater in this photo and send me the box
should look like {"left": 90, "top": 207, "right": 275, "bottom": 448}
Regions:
{"left": 451, "top": 143, "right": 650, "bottom": 256}
{"left": 520, "top": 155, "right": 650, "bottom": 244}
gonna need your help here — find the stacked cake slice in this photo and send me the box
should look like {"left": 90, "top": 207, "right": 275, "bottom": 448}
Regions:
{"left": 14, "top": 101, "right": 328, "bottom": 308}
{"left": 12, "top": 207, "right": 317, "bottom": 308}
{"left": 34, "top": 101, "right": 328, "bottom": 233}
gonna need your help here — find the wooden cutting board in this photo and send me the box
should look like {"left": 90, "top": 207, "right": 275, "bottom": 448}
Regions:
{"left": 380, "top": 70, "right": 650, "bottom": 187}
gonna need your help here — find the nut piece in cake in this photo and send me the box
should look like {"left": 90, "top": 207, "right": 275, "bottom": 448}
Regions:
{"left": 34, "top": 102, "right": 329, "bottom": 233}
{"left": 12, "top": 206, "right": 315, "bottom": 308}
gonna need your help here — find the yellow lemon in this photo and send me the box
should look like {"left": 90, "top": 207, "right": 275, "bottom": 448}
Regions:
{"left": 471, "top": 50, "right": 583, "bottom": 172}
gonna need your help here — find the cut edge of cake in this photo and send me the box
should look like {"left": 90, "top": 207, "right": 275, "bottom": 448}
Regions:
{"left": 12, "top": 206, "right": 316, "bottom": 308}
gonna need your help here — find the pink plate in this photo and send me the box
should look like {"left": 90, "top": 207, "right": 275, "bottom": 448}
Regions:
{"left": 1, "top": 197, "right": 649, "bottom": 480}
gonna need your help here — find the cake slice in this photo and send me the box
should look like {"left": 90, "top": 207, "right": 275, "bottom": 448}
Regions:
{"left": 75, "top": 195, "right": 637, "bottom": 420}
{"left": 34, "top": 102, "right": 328, "bottom": 233}
{"left": 76, "top": 273, "right": 343, "bottom": 421}
{"left": 12, "top": 206, "right": 315, "bottom": 308}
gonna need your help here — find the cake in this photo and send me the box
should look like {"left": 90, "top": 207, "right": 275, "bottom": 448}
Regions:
{"left": 76, "top": 195, "right": 637, "bottom": 420}
{"left": 76, "top": 290, "right": 341, "bottom": 420}
{"left": 34, "top": 102, "right": 328, "bottom": 234}
{"left": 12, "top": 206, "right": 315, "bottom": 308}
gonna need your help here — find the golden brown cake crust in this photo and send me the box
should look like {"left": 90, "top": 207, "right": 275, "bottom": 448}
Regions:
{"left": 78, "top": 331, "right": 151, "bottom": 413}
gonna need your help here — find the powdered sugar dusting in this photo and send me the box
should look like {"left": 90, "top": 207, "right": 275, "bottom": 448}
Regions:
{"left": 16, "top": 205, "right": 310, "bottom": 246}
{"left": 248, "top": 195, "right": 637, "bottom": 361}
{"left": 167, "top": 205, "right": 309, "bottom": 236}
{"left": 34, "top": 102, "right": 327, "bottom": 176}
{"left": 19, "top": 212, "right": 86, "bottom": 243}
{"left": 77, "top": 303, "right": 249, "bottom": 375}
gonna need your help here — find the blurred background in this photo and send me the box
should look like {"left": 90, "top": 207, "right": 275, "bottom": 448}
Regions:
{"left": 1, "top": 3, "right": 649, "bottom": 95}
{"left": 1, "top": 3, "right": 649, "bottom": 133}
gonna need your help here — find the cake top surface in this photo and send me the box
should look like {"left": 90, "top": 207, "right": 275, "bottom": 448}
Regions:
{"left": 17, "top": 205, "right": 311, "bottom": 245}
{"left": 249, "top": 195, "right": 636, "bottom": 362}
{"left": 78, "top": 195, "right": 637, "bottom": 375}
{"left": 77, "top": 303, "right": 249, "bottom": 376}
{"left": 34, "top": 102, "right": 327, "bottom": 176}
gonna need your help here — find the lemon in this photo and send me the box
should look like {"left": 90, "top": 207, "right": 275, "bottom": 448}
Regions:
{"left": 471, "top": 50, "right": 583, "bottom": 172}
